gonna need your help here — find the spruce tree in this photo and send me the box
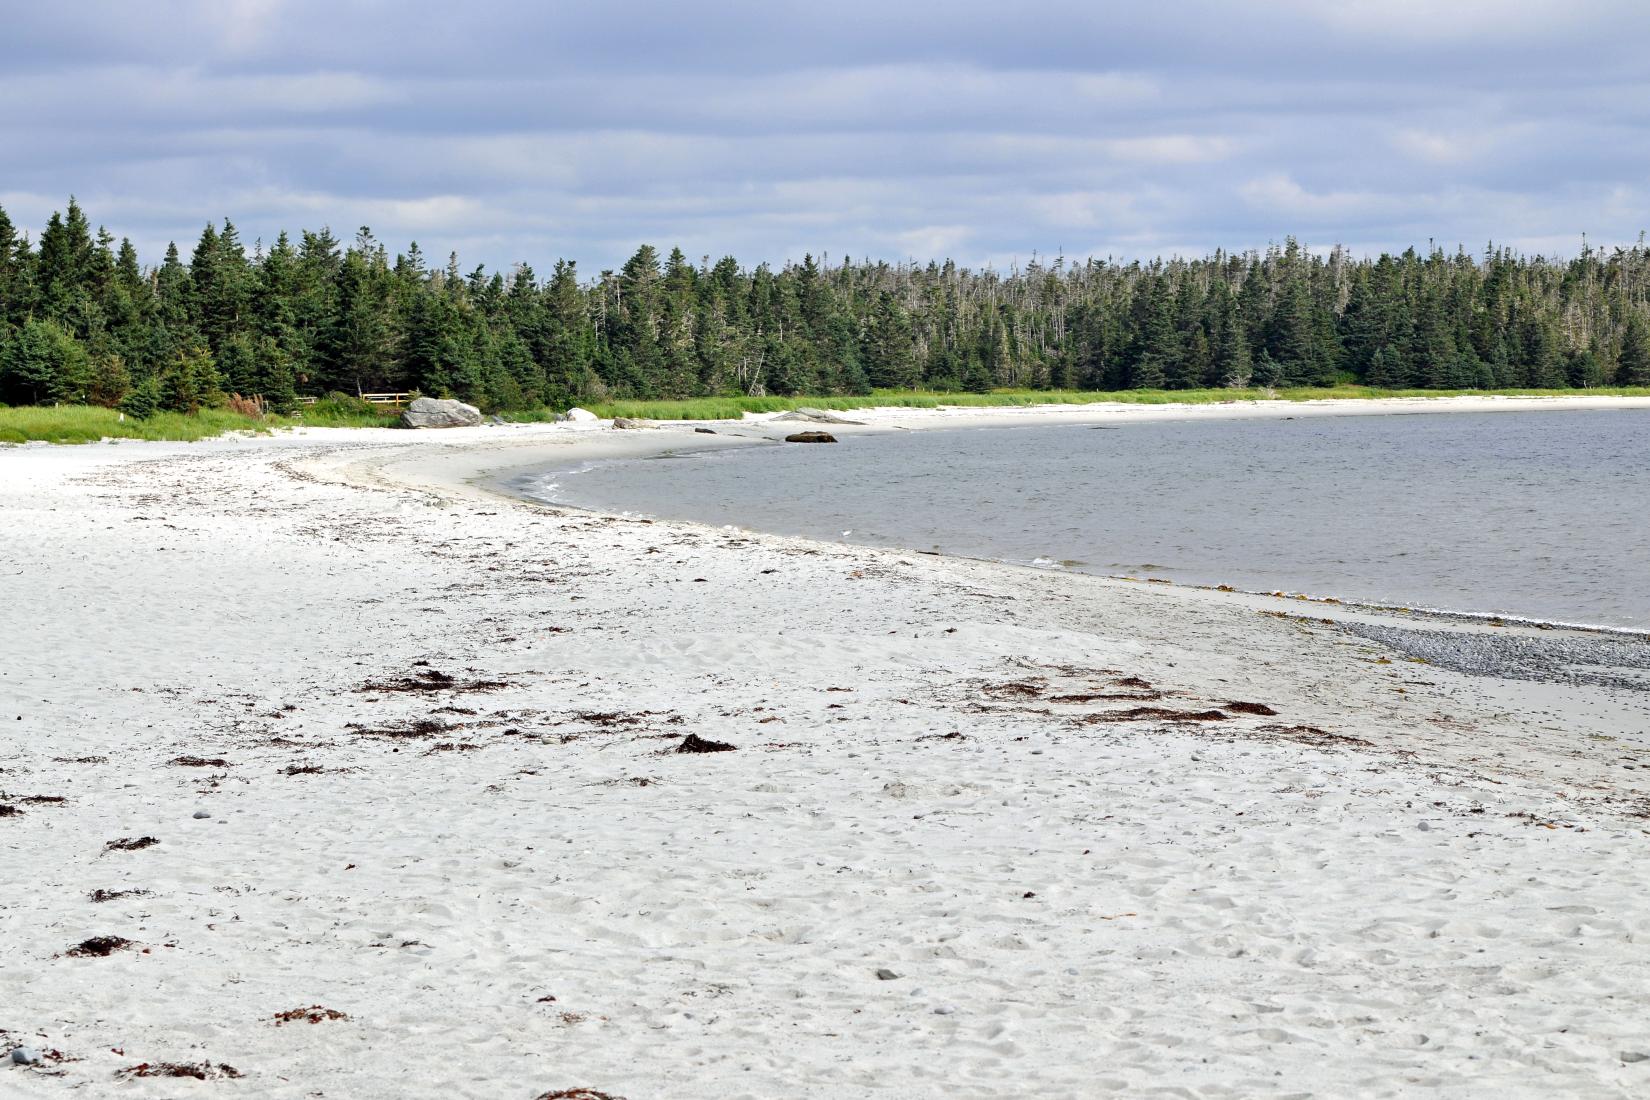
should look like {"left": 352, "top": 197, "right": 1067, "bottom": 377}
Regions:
{"left": 1620, "top": 313, "right": 1650, "bottom": 385}
{"left": 1128, "top": 275, "right": 1177, "bottom": 389}
{"left": 161, "top": 343, "right": 221, "bottom": 413}
{"left": 1, "top": 318, "right": 90, "bottom": 404}
{"left": 9, "top": 195, "right": 1650, "bottom": 414}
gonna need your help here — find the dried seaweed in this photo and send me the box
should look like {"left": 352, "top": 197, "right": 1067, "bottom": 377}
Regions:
{"left": 104, "top": 836, "right": 159, "bottom": 852}
{"left": 66, "top": 936, "right": 135, "bottom": 957}
{"left": 677, "top": 734, "right": 736, "bottom": 753}
{"left": 359, "top": 668, "right": 510, "bottom": 693}
{"left": 273, "top": 1005, "right": 348, "bottom": 1026}
{"left": 120, "top": 1062, "right": 242, "bottom": 1080}
{"left": 1082, "top": 707, "right": 1229, "bottom": 723}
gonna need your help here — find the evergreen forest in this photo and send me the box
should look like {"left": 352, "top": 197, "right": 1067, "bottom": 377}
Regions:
{"left": 3, "top": 198, "right": 1650, "bottom": 417}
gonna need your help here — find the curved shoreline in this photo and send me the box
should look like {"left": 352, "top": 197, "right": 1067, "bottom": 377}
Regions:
{"left": 7, "top": 407, "right": 1650, "bottom": 1096}
{"left": 455, "top": 404, "right": 1650, "bottom": 642}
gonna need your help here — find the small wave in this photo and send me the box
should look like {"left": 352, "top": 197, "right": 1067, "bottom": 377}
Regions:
{"left": 514, "top": 458, "right": 622, "bottom": 504}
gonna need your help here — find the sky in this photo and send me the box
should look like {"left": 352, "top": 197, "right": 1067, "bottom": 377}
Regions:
{"left": 4, "top": 0, "right": 1649, "bottom": 274}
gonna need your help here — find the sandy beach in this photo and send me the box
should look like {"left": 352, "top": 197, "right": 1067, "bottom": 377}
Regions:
{"left": 4, "top": 395, "right": 1650, "bottom": 1098}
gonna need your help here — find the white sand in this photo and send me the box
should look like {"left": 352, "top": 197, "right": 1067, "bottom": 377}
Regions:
{"left": 4, "top": 397, "right": 1650, "bottom": 1098}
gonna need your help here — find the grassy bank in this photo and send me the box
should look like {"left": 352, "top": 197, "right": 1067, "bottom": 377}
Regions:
{"left": 9, "top": 385, "right": 1649, "bottom": 443}
{"left": 0, "top": 402, "right": 396, "bottom": 444}
{"left": 572, "top": 385, "right": 1650, "bottom": 422}
{"left": 0, "top": 406, "right": 281, "bottom": 445}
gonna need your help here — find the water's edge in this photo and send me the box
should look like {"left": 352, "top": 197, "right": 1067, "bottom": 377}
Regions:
{"left": 485, "top": 409, "right": 1650, "bottom": 638}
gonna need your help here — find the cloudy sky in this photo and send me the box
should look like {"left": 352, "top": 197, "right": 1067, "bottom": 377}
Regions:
{"left": 4, "top": 0, "right": 1648, "bottom": 272}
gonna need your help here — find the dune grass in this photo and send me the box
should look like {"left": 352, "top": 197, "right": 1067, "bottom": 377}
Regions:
{"left": 0, "top": 402, "right": 397, "bottom": 444}
{"left": 0, "top": 405, "right": 281, "bottom": 445}
{"left": 570, "top": 385, "right": 1650, "bottom": 422}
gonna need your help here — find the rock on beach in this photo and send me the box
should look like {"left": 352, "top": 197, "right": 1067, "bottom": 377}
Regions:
{"left": 400, "top": 397, "right": 483, "bottom": 429}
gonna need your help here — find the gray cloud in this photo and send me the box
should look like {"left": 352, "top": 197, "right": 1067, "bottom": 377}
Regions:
{"left": 4, "top": 1, "right": 1648, "bottom": 271}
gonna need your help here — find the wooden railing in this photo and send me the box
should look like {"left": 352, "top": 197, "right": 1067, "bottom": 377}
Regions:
{"left": 296, "top": 392, "right": 416, "bottom": 408}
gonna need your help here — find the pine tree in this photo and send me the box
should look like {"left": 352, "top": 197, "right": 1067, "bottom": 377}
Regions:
{"left": 1128, "top": 275, "right": 1177, "bottom": 389}
{"left": 1215, "top": 293, "right": 1252, "bottom": 387}
{"left": 1620, "top": 313, "right": 1650, "bottom": 385}
{"left": 10, "top": 195, "right": 1650, "bottom": 417}
{"left": 118, "top": 375, "right": 163, "bottom": 419}
{"left": 1265, "top": 275, "right": 1318, "bottom": 384}
{"left": 34, "top": 198, "right": 95, "bottom": 322}
{"left": 160, "top": 342, "right": 221, "bottom": 413}
{"left": 193, "top": 219, "right": 251, "bottom": 359}
{"left": 0, "top": 203, "right": 27, "bottom": 325}
{"left": 328, "top": 233, "right": 392, "bottom": 394}
{"left": 1, "top": 318, "right": 91, "bottom": 404}
{"left": 543, "top": 259, "right": 592, "bottom": 402}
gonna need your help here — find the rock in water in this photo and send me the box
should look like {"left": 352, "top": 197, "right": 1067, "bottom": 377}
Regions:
{"left": 694, "top": 427, "right": 717, "bottom": 435}
{"left": 564, "top": 407, "right": 599, "bottom": 422}
{"left": 784, "top": 431, "right": 837, "bottom": 444}
{"left": 400, "top": 397, "right": 482, "bottom": 429}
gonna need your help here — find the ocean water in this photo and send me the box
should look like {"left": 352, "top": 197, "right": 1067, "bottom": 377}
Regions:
{"left": 515, "top": 409, "right": 1650, "bottom": 630}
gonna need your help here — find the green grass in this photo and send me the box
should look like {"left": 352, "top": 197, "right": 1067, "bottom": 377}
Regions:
{"left": 10, "top": 384, "right": 1649, "bottom": 442}
{"left": 291, "top": 396, "right": 401, "bottom": 428}
{"left": 0, "top": 402, "right": 399, "bottom": 444}
{"left": 0, "top": 405, "right": 284, "bottom": 445}
{"left": 563, "top": 385, "right": 1650, "bottom": 422}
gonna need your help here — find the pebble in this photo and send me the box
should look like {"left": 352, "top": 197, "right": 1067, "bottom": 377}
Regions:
{"left": 875, "top": 968, "right": 899, "bottom": 981}
{"left": 1621, "top": 1051, "right": 1649, "bottom": 1063}
{"left": 934, "top": 1005, "right": 956, "bottom": 1015}
{"left": 1417, "top": 821, "right": 1431, "bottom": 832}
{"left": 10, "top": 1047, "right": 41, "bottom": 1065}
{"left": 193, "top": 810, "right": 212, "bottom": 820}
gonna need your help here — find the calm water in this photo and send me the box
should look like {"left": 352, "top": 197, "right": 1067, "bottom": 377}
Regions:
{"left": 516, "top": 409, "right": 1650, "bottom": 630}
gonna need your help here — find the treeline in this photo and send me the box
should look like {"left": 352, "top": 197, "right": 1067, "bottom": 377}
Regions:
{"left": 2, "top": 198, "right": 1649, "bottom": 416}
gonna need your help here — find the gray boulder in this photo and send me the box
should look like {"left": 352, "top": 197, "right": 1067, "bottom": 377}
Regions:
{"left": 772, "top": 407, "right": 864, "bottom": 425}
{"left": 400, "top": 397, "right": 483, "bottom": 429}
{"left": 564, "top": 407, "right": 599, "bottom": 422}
{"left": 611, "top": 417, "right": 650, "bottom": 430}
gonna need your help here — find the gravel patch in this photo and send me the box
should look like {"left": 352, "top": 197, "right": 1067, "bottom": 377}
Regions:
{"left": 1341, "top": 621, "right": 1650, "bottom": 692}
